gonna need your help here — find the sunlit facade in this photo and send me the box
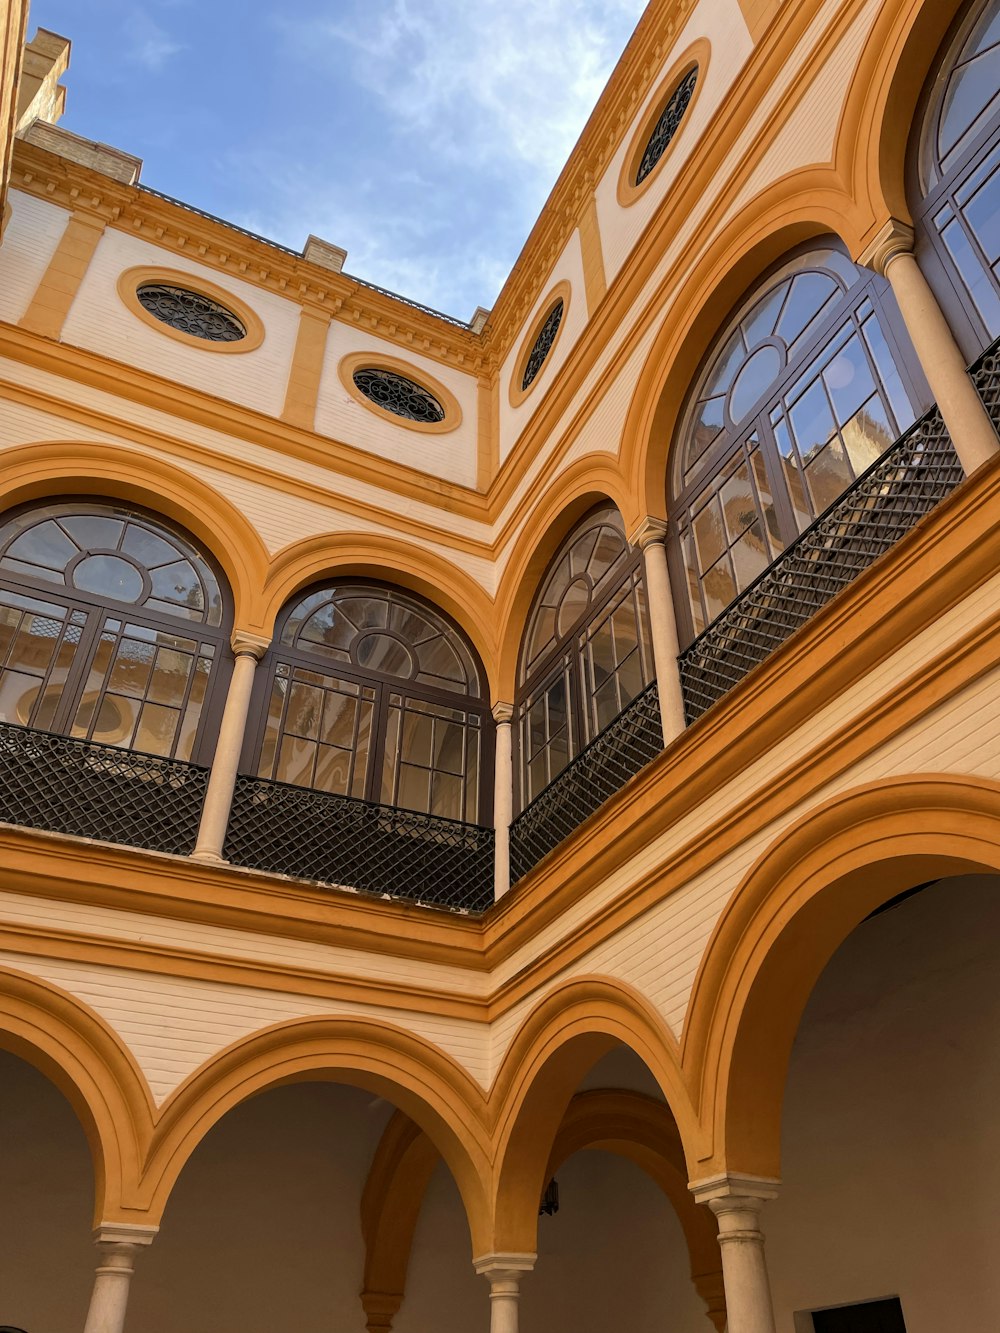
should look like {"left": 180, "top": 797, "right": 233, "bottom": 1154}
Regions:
{"left": 0, "top": 1, "right": 999, "bottom": 1330}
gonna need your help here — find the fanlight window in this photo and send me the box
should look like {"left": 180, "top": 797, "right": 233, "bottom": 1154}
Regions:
{"left": 136, "top": 284, "right": 246, "bottom": 342}
{"left": 0, "top": 503, "right": 229, "bottom": 762}
{"left": 352, "top": 368, "right": 446, "bottom": 424}
{"left": 635, "top": 66, "right": 698, "bottom": 186}
{"left": 516, "top": 506, "right": 653, "bottom": 806}
{"left": 669, "top": 247, "right": 926, "bottom": 643}
{"left": 915, "top": 0, "right": 1000, "bottom": 352}
{"left": 521, "top": 300, "right": 565, "bottom": 392}
{"left": 252, "top": 584, "right": 489, "bottom": 824}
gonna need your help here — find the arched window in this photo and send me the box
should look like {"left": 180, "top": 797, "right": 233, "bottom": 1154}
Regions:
{"left": 913, "top": 0, "right": 1000, "bottom": 358}
{"left": 667, "top": 245, "right": 929, "bottom": 644}
{"left": 0, "top": 501, "right": 230, "bottom": 762}
{"left": 249, "top": 583, "right": 490, "bottom": 824}
{"left": 516, "top": 506, "right": 653, "bottom": 807}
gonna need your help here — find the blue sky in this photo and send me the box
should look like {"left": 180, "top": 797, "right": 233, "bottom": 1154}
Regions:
{"left": 29, "top": 1, "right": 646, "bottom": 320}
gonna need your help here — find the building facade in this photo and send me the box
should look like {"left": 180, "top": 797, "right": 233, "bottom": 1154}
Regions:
{"left": 0, "top": 0, "right": 999, "bottom": 1330}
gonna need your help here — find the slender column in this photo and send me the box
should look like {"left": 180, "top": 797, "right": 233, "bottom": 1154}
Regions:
{"left": 861, "top": 218, "right": 1000, "bottom": 475}
{"left": 360, "top": 1289, "right": 403, "bottom": 1333}
{"left": 191, "top": 630, "right": 270, "bottom": 863}
{"left": 492, "top": 702, "right": 514, "bottom": 900}
{"left": 628, "top": 517, "right": 686, "bottom": 745}
{"left": 474, "top": 1253, "right": 535, "bottom": 1333}
{"left": 690, "top": 1174, "right": 779, "bottom": 1333}
{"left": 82, "top": 1223, "right": 157, "bottom": 1333}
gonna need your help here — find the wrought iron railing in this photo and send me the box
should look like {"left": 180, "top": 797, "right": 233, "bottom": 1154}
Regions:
{"left": 224, "top": 775, "right": 494, "bottom": 913}
{"left": 971, "top": 334, "right": 1000, "bottom": 429}
{"left": 509, "top": 682, "right": 662, "bottom": 882}
{"left": 0, "top": 721, "right": 209, "bottom": 854}
{"left": 678, "top": 407, "right": 963, "bottom": 722}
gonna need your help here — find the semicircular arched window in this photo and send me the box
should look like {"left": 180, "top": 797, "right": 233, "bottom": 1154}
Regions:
{"left": 136, "top": 284, "right": 247, "bottom": 342}
{"left": 352, "top": 367, "right": 446, "bottom": 424}
{"left": 0, "top": 501, "right": 230, "bottom": 761}
{"left": 516, "top": 505, "right": 653, "bottom": 807}
{"left": 636, "top": 65, "right": 698, "bottom": 186}
{"left": 668, "top": 245, "right": 929, "bottom": 644}
{"left": 521, "top": 299, "right": 565, "bottom": 392}
{"left": 250, "top": 583, "right": 490, "bottom": 823}
{"left": 913, "top": 0, "right": 1000, "bottom": 357}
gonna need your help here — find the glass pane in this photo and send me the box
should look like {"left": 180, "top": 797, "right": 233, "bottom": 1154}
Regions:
{"left": 147, "top": 647, "right": 194, "bottom": 708}
{"left": 68, "top": 632, "right": 116, "bottom": 736}
{"left": 121, "top": 524, "right": 179, "bottom": 568}
{"left": 107, "top": 637, "right": 155, "bottom": 699}
{"left": 593, "top": 675, "right": 621, "bottom": 732}
{"left": 5, "top": 520, "right": 77, "bottom": 573}
{"left": 149, "top": 560, "right": 205, "bottom": 612}
{"left": 789, "top": 379, "right": 836, "bottom": 465}
{"left": 693, "top": 494, "right": 726, "bottom": 568}
{"left": 719, "top": 462, "right": 759, "bottom": 541}
{"left": 0, "top": 669, "right": 47, "bottom": 727}
{"left": 841, "top": 396, "right": 895, "bottom": 474}
{"left": 730, "top": 521, "right": 770, "bottom": 591}
{"left": 134, "top": 702, "right": 179, "bottom": 756}
{"left": 861, "top": 315, "right": 916, "bottom": 434}
{"left": 257, "top": 679, "right": 286, "bottom": 778}
{"left": 283, "top": 680, "right": 322, "bottom": 740}
{"left": 401, "top": 708, "right": 434, "bottom": 766}
{"left": 941, "top": 215, "right": 1000, "bottom": 335}
{"left": 276, "top": 735, "right": 317, "bottom": 787}
{"left": 320, "top": 689, "right": 358, "bottom": 747}
{"left": 556, "top": 578, "right": 590, "bottom": 637}
{"left": 73, "top": 554, "right": 144, "bottom": 603}
{"left": 336, "top": 596, "right": 388, "bottom": 631}
{"left": 963, "top": 160, "right": 1000, "bottom": 268}
{"left": 750, "top": 450, "right": 784, "bottom": 553}
{"left": 414, "top": 633, "right": 465, "bottom": 687}
{"left": 687, "top": 397, "right": 725, "bottom": 474}
{"left": 822, "top": 333, "right": 876, "bottom": 423}
{"left": 939, "top": 44, "right": 1000, "bottom": 168}
{"left": 93, "top": 693, "right": 140, "bottom": 749}
{"left": 175, "top": 656, "right": 211, "bottom": 762}
{"left": 397, "top": 764, "right": 430, "bottom": 813}
{"left": 60, "top": 515, "right": 124, "bottom": 550}
{"left": 433, "top": 719, "right": 466, "bottom": 776}
{"left": 313, "top": 744, "right": 353, "bottom": 796}
{"left": 702, "top": 556, "right": 738, "bottom": 622}
{"left": 743, "top": 281, "right": 789, "bottom": 345}
{"left": 804, "top": 437, "right": 855, "bottom": 513}
{"left": 429, "top": 771, "right": 463, "bottom": 821}
{"left": 728, "top": 344, "right": 782, "bottom": 422}
{"left": 615, "top": 648, "right": 644, "bottom": 705}
{"left": 355, "top": 631, "right": 414, "bottom": 677}
{"left": 776, "top": 272, "right": 838, "bottom": 348}
{"left": 704, "top": 328, "right": 746, "bottom": 397}
{"left": 590, "top": 527, "right": 627, "bottom": 585}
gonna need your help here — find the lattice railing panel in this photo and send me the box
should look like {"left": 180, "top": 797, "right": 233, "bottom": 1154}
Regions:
{"left": 0, "top": 722, "right": 208, "bottom": 854}
{"left": 971, "top": 335, "right": 1000, "bottom": 430}
{"left": 225, "top": 776, "right": 494, "bottom": 913}
{"left": 678, "top": 408, "right": 963, "bottom": 722}
{"left": 510, "top": 682, "right": 662, "bottom": 883}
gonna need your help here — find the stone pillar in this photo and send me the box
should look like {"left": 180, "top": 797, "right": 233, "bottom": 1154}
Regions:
{"left": 191, "top": 630, "right": 270, "bottom": 863}
{"left": 493, "top": 702, "right": 514, "bottom": 900}
{"left": 861, "top": 218, "right": 1000, "bottom": 476}
{"left": 82, "top": 1223, "right": 157, "bottom": 1333}
{"left": 360, "top": 1289, "right": 403, "bottom": 1333}
{"left": 628, "top": 517, "right": 686, "bottom": 745}
{"left": 474, "top": 1252, "right": 535, "bottom": 1333}
{"left": 691, "top": 1174, "right": 780, "bottom": 1333}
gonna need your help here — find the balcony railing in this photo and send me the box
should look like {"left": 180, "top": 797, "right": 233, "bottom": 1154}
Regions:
{"left": 678, "top": 407, "right": 963, "bottom": 723}
{"left": 223, "top": 774, "right": 495, "bottom": 913}
{"left": 0, "top": 721, "right": 209, "bottom": 855}
{"left": 509, "top": 682, "right": 662, "bottom": 883}
{"left": 971, "top": 334, "right": 1000, "bottom": 428}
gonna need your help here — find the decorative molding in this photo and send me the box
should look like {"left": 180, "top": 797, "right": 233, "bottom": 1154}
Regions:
{"left": 337, "top": 350, "right": 464, "bottom": 435}
{"left": 617, "top": 38, "right": 710, "bottom": 208}
{"left": 689, "top": 1172, "right": 781, "bottom": 1205}
{"left": 508, "top": 279, "right": 572, "bottom": 410}
{"left": 628, "top": 515, "right": 669, "bottom": 549}
{"left": 115, "top": 264, "right": 266, "bottom": 354}
{"left": 858, "top": 217, "right": 915, "bottom": 276}
{"left": 492, "top": 701, "right": 515, "bottom": 725}
{"left": 231, "top": 630, "right": 271, "bottom": 659}
{"left": 473, "top": 1251, "right": 537, "bottom": 1280}
{"left": 93, "top": 1222, "right": 159, "bottom": 1246}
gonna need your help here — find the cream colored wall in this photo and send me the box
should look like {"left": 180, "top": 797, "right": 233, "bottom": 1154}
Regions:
{"left": 767, "top": 873, "right": 1000, "bottom": 1332}
{"left": 594, "top": 0, "right": 754, "bottom": 283}
{"left": 315, "top": 320, "right": 480, "bottom": 487}
{"left": 59, "top": 228, "right": 302, "bottom": 417}
{"left": 0, "top": 188, "right": 70, "bottom": 323}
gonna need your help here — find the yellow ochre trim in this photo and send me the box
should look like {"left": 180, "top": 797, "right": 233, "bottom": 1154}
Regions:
{"left": 617, "top": 39, "right": 711, "bottom": 209}
{"left": 19, "top": 207, "right": 106, "bottom": 340}
{"left": 508, "top": 279, "right": 572, "bottom": 410}
{"left": 116, "top": 265, "right": 266, "bottom": 354}
{"left": 337, "top": 350, "right": 463, "bottom": 435}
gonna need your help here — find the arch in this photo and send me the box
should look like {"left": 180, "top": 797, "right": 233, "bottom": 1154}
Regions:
{"left": 0, "top": 964, "right": 154, "bottom": 1225}
{"left": 494, "top": 455, "right": 631, "bottom": 701}
{"left": 261, "top": 532, "right": 498, "bottom": 700}
{"left": 0, "top": 441, "right": 269, "bottom": 634}
{"left": 620, "top": 172, "right": 860, "bottom": 525}
{"left": 682, "top": 774, "right": 1000, "bottom": 1180}
{"left": 138, "top": 1014, "right": 494, "bottom": 1252}
{"left": 489, "top": 977, "right": 700, "bottom": 1254}
{"left": 836, "top": 0, "right": 968, "bottom": 232}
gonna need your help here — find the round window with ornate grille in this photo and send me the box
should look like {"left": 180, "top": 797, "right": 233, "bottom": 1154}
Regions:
{"left": 351, "top": 367, "right": 446, "bottom": 424}
{"left": 521, "top": 299, "right": 564, "bottom": 392}
{"left": 635, "top": 66, "right": 698, "bottom": 186}
{"left": 135, "top": 284, "right": 247, "bottom": 342}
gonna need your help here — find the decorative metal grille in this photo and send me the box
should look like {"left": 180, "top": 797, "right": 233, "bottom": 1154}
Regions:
{"left": 224, "top": 775, "right": 494, "bottom": 913}
{"left": 971, "top": 335, "right": 1000, "bottom": 429}
{"left": 510, "top": 681, "right": 662, "bottom": 882}
{"left": 521, "top": 300, "right": 564, "bottom": 391}
{"left": 136, "top": 284, "right": 246, "bottom": 342}
{"left": 678, "top": 406, "right": 963, "bottom": 722}
{"left": 352, "top": 368, "right": 446, "bottom": 424}
{"left": 0, "top": 721, "right": 208, "bottom": 854}
{"left": 636, "top": 66, "right": 698, "bottom": 185}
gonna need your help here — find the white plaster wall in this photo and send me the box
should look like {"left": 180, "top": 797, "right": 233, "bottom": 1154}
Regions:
{"left": 0, "top": 189, "right": 70, "bottom": 324}
{"left": 767, "top": 873, "right": 1000, "bottom": 1331}
{"left": 60, "top": 229, "right": 301, "bottom": 417}
{"left": 315, "top": 320, "right": 479, "bottom": 487}
{"left": 595, "top": 0, "right": 754, "bottom": 284}
{"left": 497, "top": 228, "right": 588, "bottom": 463}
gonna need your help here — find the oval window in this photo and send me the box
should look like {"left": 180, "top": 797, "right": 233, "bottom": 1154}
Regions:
{"left": 135, "top": 284, "right": 247, "bottom": 342}
{"left": 522, "top": 299, "right": 565, "bottom": 392}
{"left": 635, "top": 66, "right": 698, "bottom": 186}
{"left": 352, "top": 367, "right": 446, "bottom": 424}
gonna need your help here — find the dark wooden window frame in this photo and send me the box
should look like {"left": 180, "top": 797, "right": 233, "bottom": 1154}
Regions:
{"left": 666, "top": 240, "right": 932, "bottom": 649}
{"left": 243, "top": 580, "right": 494, "bottom": 826}
{"left": 0, "top": 498, "right": 234, "bottom": 766}
{"left": 909, "top": 0, "right": 1000, "bottom": 362}
{"left": 514, "top": 506, "right": 653, "bottom": 811}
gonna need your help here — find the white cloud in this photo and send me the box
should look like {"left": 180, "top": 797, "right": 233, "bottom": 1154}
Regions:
{"left": 127, "top": 12, "right": 183, "bottom": 70}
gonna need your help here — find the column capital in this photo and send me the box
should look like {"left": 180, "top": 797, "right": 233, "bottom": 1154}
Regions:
{"left": 93, "top": 1222, "right": 159, "bottom": 1247}
{"left": 689, "top": 1172, "right": 781, "bottom": 1207}
{"left": 492, "top": 700, "right": 514, "bottom": 724}
{"left": 859, "top": 218, "right": 915, "bottom": 276}
{"left": 628, "top": 515, "right": 668, "bottom": 550}
{"left": 230, "top": 629, "right": 271, "bottom": 659}
{"left": 474, "top": 1251, "right": 536, "bottom": 1283}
